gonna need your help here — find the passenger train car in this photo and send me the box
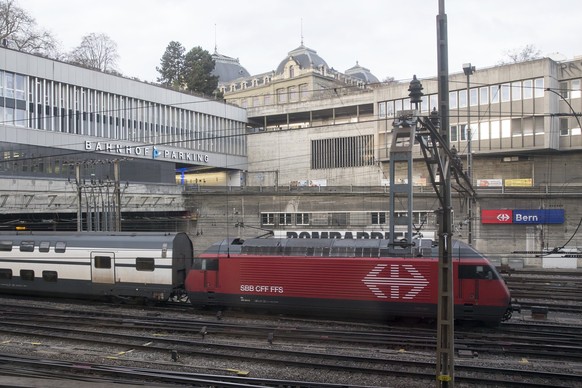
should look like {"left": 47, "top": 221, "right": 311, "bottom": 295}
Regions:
{"left": 185, "top": 237, "right": 513, "bottom": 323}
{"left": 0, "top": 231, "right": 193, "bottom": 301}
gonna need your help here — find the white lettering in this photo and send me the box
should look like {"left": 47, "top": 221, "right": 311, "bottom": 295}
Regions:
{"left": 516, "top": 214, "right": 538, "bottom": 222}
{"left": 240, "top": 284, "right": 284, "bottom": 294}
{"left": 95, "top": 142, "right": 103, "bottom": 151}
{"left": 85, "top": 141, "right": 92, "bottom": 150}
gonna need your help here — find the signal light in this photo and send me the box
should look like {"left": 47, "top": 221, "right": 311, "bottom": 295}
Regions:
{"left": 15, "top": 226, "right": 27, "bottom": 231}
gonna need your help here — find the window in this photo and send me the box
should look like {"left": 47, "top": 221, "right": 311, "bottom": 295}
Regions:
{"left": 136, "top": 257, "right": 155, "bottom": 271}
{"left": 559, "top": 81, "right": 569, "bottom": 99}
{"left": 299, "top": 84, "right": 308, "bottom": 100}
{"left": 501, "top": 83, "right": 511, "bottom": 102}
{"left": 20, "top": 269, "right": 34, "bottom": 281}
{"left": 571, "top": 80, "right": 581, "bottom": 99}
{"left": 42, "top": 271, "right": 58, "bottom": 282}
{"left": 55, "top": 241, "right": 66, "bottom": 253}
{"left": 511, "top": 81, "right": 521, "bottom": 101}
{"left": 288, "top": 86, "right": 298, "bottom": 102}
{"left": 0, "top": 241, "right": 12, "bottom": 251}
{"left": 20, "top": 241, "right": 35, "bottom": 252}
{"left": 534, "top": 78, "right": 544, "bottom": 98}
{"left": 523, "top": 79, "right": 533, "bottom": 99}
{"left": 449, "top": 91, "right": 457, "bottom": 109}
{"left": 371, "top": 212, "right": 386, "bottom": 225}
{"left": 458, "top": 89, "right": 467, "bottom": 108}
{"left": 429, "top": 94, "right": 438, "bottom": 111}
{"left": 450, "top": 125, "right": 458, "bottom": 142}
{"left": 470, "top": 88, "right": 478, "bottom": 106}
{"left": 490, "top": 85, "right": 500, "bottom": 103}
{"left": 261, "top": 213, "right": 275, "bottom": 225}
{"left": 378, "top": 102, "right": 387, "bottom": 118}
{"left": 479, "top": 122, "right": 489, "bottom": 140}
{"left": 279, "top": 213, "right": 292, "bottom": 225}
{"left": 277, "top": 88, "right": 287, "bottom": 103}
{"left": 193, "top": 258, "right": 218, "bottom": 271}
{"left": 39, "top": 241, "right": 50, "bottom": 252}
{"left": 311, "top": 135, "right": 374, "bottom": 169}
{"left": 0, "top": 269, "right": 12, "bottom": 279}
{"left": 94, "top": 256, "right": 112, "bottom": 269}
{"left": 460, "top": 124, "right": 467, "bottom": 141}
{"left": 459, "top": 264, "right": 496, "bottom": 280}
{"left": 511, "top": 118, "right": 522, "bottom": 136}
{"left": 560, "top": 118, "right": 569, "bottom": 136}
{"left": 296, "top": 213, "right": 309, "bottom": 225}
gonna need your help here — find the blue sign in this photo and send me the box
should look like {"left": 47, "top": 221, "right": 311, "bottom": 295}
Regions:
{"left": 513, "top": 209, "right": 564, "bottom": 224}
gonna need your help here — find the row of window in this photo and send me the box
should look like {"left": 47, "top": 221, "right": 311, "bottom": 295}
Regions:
{"left": 378, "top": 78, "right": 548, "bottom": 118}
{"left": 0, "top": 70, "right": 247, "bottom": 156}
{"left": 260, "top": 211, "right": 432, "bottom": 227}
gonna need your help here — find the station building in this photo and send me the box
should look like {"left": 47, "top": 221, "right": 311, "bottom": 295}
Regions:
{"left": 0, "top": 46, "right": 247, "bottom": 230}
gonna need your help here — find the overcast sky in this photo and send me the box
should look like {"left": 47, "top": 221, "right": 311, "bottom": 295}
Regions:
{"left": 16, "top": 0, "right": 582, "bottom": 83}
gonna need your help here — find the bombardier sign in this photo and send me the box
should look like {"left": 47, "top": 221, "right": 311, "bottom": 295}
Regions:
{"left": 481, "top": 209, "right": 564, "bottom": 224}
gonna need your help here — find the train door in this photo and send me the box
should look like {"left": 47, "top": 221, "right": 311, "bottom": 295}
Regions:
{"left": 458, "top": 264, "right": 482, "bottom": 316}
{"left": 91, "top": 252, "right": 115, "bottom": 284}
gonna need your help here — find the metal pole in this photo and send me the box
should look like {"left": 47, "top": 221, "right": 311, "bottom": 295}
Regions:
{"left": 463, "top": 63, "right": 475, "bottom": 246}
{"left": 114, "top": 160, "right": 121, "bottom": 231}
{"left": 436, "top": 0, "right": 454, "bottom": 386}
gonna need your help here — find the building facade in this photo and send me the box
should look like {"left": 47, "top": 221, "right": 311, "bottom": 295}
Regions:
{"left": 0, "top": 47, "right": 247, "bottom": 230}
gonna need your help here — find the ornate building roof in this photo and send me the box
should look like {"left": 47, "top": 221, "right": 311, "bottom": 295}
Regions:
{"left": 275, "top": 44, "right": 329, "bottom": 75}
{"left": 212, "top": 51, "right": 251, "bottom": 83}
{"left": 344, "top": 61, "right": 379, "bottom": 84}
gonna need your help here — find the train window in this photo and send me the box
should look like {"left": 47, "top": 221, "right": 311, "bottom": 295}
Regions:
{"left": 19, "top": 241, "right": 35, "bottom": 252}
{"left": 0, "top": 269, "right": 12, "bottom": 279}
{"left": 20, "top": 269, "right": 34, "bottom": 281}
{"left": 55, "top": 242, "right": 66, "bottom": 253}
{"left": 458, "top": 265, "right": 497, "bottom": 280}
{"left": 42, "top": 271, "right": 58, "bottom": 282}
{"left": 136, "top": 257, "right": 155, "bottom": 271}
{"left": 39, "top": 241, "right": 50, "bottom": 252}
{"left": 192, "top": 258, "right": 218, "bottom": 270}
{"left": 0, "top": 241, "right": 13, "bottom": 251}
{"left": 94, "top": 256, "right": 112, "bottom": 269}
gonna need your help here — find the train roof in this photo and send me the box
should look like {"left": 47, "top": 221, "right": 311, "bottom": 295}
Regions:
{"left": 204, "top": 237, "right": 487, "bottom": 260}
{"left": 0, "top": 231, "right": 190, "bottom": 249}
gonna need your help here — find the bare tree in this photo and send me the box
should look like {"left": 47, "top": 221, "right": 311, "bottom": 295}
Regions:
{"left": 499, "top": 44, "right": 542, "bottom": 65}
{"left": 69, "top": 33, "right": 119, "bottom": 72}
{"left": 0, "top": 0, "right": 59, "bottom": 57}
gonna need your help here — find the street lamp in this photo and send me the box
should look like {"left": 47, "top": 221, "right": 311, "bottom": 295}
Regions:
{"left": 462, "top": 63, "right": 475, "bottom": 246}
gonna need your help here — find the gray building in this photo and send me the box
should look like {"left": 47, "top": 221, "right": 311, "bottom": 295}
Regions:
{"left": 0, "top": 47, "right": 247, "bottom": 231}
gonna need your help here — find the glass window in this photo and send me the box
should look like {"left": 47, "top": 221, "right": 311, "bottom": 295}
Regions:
{"left": 15, "top": 74, "right": 25, "bottom": 100}
{"left": 288, "top": 86, "right": 298, "bottom": 101}
{"left": 55, "top": 241, "right": 66, "bottom": 253}
{"left": 534, "top": 116, "right": 544, "bottom": 134}
{"left": 523, "top": 79, "right": 533, "bottom": 99}
{"left": 43, "top": 271, "right": 58, "bottom": 282}
{"left": 501, "top": 83, "right": 511, "bottom": 102}
{"left": 460, "top": 124, "right": 467, "bottom": 141}
{"left": 20, "top": 269, "right": 34, "bottom": 281}
{"left": 450, "top": 125, "right": 458, "bottom": 142}
{"left": 296, "top": 213, "right": 309, "bottom": 225}
{"left": 279, "top": 213, "right": 292, "bottom": 225}
{"left": 394, "top": 99, "right": 402, "bottom": 113}
{"left": 511, "top": 81, "right": 521, "bottom": 101}
{"left": 571, "top": 79, "right": 581, "bottom": 99}
{"left": 523, "top": 117, "right": 533, "bottom": 136}
{"left": 20, "top": 241, "right": 35, "bottom": 252}
{"left": 534, "top": 78, "right": 544, "bottom": 98}
{"left": 429, "top": 94, "right": 438, "bottom": 111}
{"left": 136, "top": 257, "right": 155, "bottom": 271}
{"left": 378, "top": 102, "right": 386, "bottom": 118}
{"left": 560, "top": 118, "right": 569, "bottom": 136}
{"left": 470, "top": 88, "right": 478, "bottom": 106}
{"left": 261, "top": 213, "right": 274, "bottom": 225}
{"left": 39, "top": 241, "right": 50, "bottom": 252}
{"left": 458, "top": 89, "right": 467, "bottom": 108}
{"left": 277, "top": 88, "right": 287, "bottom": 103}
{"left": 511, "top": 118, "right": 522, "bottom": 136}
{"left": 371, "top": 212, "right": 386, "bottom": 225}
{"left": 94, "top": 256, "right": 112, "bottom": 269}
{"left": 386, "top": 101, "right": 394, "bottom": 117}
{"left": 449, "top": 91, "right": 457, "bottom": 109}
{"left": 490, "top": 85, "right": 500, "bottom": 103}
{"left": 559, "top": 81, "right": 569, "bottom": 99}
{"left": 501, "top": 119, "right": 511, "bottom": 138}
{"left": 0, "top": 241, "right": 13, "bottom": 251}
{"left": 491, "top": 120, "right": 500, "bottom": 139}
{"left": 0, "top": 269, "right": 13, "bottom": 279}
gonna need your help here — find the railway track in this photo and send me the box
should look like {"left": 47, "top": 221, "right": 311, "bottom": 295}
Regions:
{"left": 0, "top": 297, "right": 580, "bottom": 387}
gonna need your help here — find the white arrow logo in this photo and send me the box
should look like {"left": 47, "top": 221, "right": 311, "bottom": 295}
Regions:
{"left": 497, "top": 213, "right": 510, "bottom": 222}
{"left": 362, "top": 264, "right": 429, "bottom": 300}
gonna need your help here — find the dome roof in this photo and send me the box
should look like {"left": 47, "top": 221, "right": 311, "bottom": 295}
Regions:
{"left": 344, "top": 62, "right": 379, "bottom": 84}
{"left": 212, "top": 51, "right": 250, "bottom": 83}
{"left": 275, "top": 44, "right": 328, "bottom": 75}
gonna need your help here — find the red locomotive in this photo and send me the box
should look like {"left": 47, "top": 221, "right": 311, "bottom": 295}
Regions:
{"left": 185, "top": 237, "right": 513, "bottom": 323}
